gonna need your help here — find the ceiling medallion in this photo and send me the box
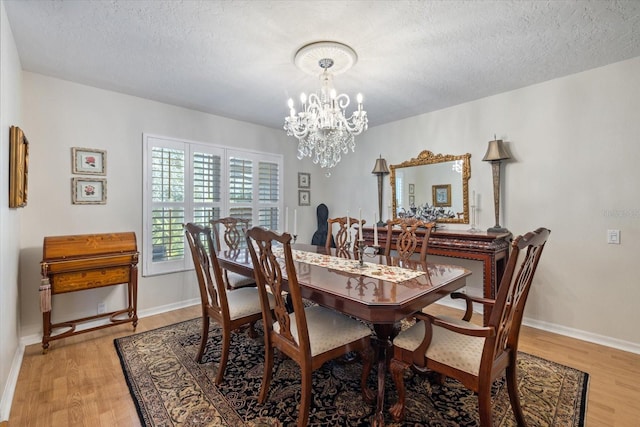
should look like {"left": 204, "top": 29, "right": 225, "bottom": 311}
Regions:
{"left": 284, "top": 41, "right": 368, "bottom": 170}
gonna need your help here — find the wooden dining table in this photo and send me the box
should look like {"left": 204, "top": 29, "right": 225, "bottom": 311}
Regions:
{"left": 217, "top": 243, "right": 471, "bottom": 426}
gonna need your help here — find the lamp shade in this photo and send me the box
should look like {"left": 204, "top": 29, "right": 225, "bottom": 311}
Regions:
{"left": 482, "top": 139, "right": 510, "bottom": 162}
{"left": 372, "top": 156, "right": 390, "bottom": 174}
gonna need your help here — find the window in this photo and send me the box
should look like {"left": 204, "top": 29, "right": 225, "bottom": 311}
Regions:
{"left": 143, "top": 134, "right": 282, "bottom": 276}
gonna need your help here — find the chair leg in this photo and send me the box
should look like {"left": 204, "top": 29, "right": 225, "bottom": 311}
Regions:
{"left": 215, "top": 326, "right": 231, "bottom": 385}
{"left": 477, "top": 379, "right": 493, "bottom": 427}
{"left": 196, "top": 316, "right": 210, "bottom": 363}
{"left": 389, "top": 359, "right": 410, "bottom": 422}
{"left": 360, "top": 345, "right": 375, "bottom": 404}
{"left": 259, "top": 345, "right": 274, "bottom": 404}
{"left": 246, "top": 320, "right": 258, "bottom": 339}
{"left": 298, "top": 364, "right": 313, "bottom": 427}
{"left": 506, "top": 364, "right": 528, "bottom": 426}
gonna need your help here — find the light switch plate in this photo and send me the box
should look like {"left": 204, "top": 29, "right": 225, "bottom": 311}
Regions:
{"left": 607, "top": 229, "right": 620, "bottom": 244}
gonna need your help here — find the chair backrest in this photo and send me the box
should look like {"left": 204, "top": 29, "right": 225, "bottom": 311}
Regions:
{"left": 384, "top": 218, "right": 435, "bottom": 262}
{"left": 487, "top": 227, "right": 550, "bottom": 363}
{"left": 185, "top": 223, "right": 230, "bottom": 319}
{"left": 246, "top": 227, "right": 311, "bottom": 355}
{"left": 210, "top": 217, "right": 250, "bottom": 252}
{"left": 326, "top": 216, "right": 365, "bottom": 259}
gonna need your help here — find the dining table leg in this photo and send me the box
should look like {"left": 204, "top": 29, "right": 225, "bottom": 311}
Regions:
{"left": 369, "top": 323, "right": 396, "bottom": 427}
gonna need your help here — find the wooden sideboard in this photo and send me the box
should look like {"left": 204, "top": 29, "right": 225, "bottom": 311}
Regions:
{"left": 40, "top": 232, "right": 139, "bottom": 352}
{"left": 362, "top": 227, "right": 511, "bottom": 324}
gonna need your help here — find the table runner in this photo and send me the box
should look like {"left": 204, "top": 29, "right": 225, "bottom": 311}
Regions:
{"left": 272, "top": 247, "right": 425, "bottom": 283}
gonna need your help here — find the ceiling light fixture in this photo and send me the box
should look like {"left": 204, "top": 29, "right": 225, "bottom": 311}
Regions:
{"left": 284, "top": 41, "right": 368, "bottom": 170}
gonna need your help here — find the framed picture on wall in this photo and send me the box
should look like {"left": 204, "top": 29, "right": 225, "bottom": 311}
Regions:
{"left": 409, "top": 195, "right": 415, "bottom": 205}
{"left": 408, "top": 183, "right": 415, "bottom": 195}
{"left": 298, "top": 172, "right": 310, "bottom": 188}
{"left": 298, "top": 189, "right": 310, "bottom": 206}
{"left": 432, "top": 184, "right": 451, "bottom": 207}
{"left": 72, "top": 177, "right": 107, "bottom": 204}
{"left": 72, "top": 147, "right": 106, "bottom": 175}
{"left": 9, "top": 126, "right": 29, "bottom": 208}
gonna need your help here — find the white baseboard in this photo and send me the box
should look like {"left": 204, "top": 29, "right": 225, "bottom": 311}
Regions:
{"left": 0, "top": 345, "right": 24, "bottom": 422}
{"left": 434, "top": 300, "right": 640, "bottom": 355}
{"left": 523, "top": 317, "right": 640, "bottom": 355}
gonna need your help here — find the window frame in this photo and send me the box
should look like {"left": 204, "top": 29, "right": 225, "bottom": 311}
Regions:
{"left": 142, "top": 133, "right": 283, "bottom": 276}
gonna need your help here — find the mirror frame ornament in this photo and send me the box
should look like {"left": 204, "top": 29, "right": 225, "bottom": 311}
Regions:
{"left": 390, "top": 150, "right": 471, "bottom": 224}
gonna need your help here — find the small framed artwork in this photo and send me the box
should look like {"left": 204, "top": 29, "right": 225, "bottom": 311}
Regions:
{"left": 298, "top": 172, "right": 311, "bottom": 188}
{"left": 409, "top": 183, "right": 415, "bottom": 195}
{"left": 432, "top": 184, "right": 452, "bottom": 207}
{"left": 9, "top": 126, "right": 29, "bottom": 208}
{"left": 409, "top": 195, "right": 415, "bottom": 205}
{"left": 298, "top": 189, "right": 310, "bottom": 206}
{"left": 72, "top": 177, "right": 107, "bottom": 204}
{"left": 72, "top": 147, "right": 106, "bottom": 175}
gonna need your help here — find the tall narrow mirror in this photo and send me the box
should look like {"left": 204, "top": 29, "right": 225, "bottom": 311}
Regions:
{"left": 390, "top": 150, "right": 471, "bottom": 224}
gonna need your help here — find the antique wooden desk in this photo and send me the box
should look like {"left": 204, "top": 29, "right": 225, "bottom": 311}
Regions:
{"left": 362, "top": 227, "right": 511, "bottom": 324}
{"left": 40, "top": 232, "right": 139, "bottom": 352}
{"left": 218, "top": 243, "right": 471, "bottom": 426}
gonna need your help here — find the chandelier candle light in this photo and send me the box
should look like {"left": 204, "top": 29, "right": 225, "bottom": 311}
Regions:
{"left": 284, "top": 41, "right": 368, "bottom": 170}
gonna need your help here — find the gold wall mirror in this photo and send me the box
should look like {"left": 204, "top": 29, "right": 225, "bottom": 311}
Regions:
{"left": 390, "top": 150, "right": 470, "bottom": 224}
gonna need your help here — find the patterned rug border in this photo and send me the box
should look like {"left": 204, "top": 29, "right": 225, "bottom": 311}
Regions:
{"left": 115, "top": 318, "right": 589, "bottom": 427}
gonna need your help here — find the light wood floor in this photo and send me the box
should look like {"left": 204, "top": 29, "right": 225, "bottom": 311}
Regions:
{"left": 8, "top": 304, "right": 640, "bottom": 426}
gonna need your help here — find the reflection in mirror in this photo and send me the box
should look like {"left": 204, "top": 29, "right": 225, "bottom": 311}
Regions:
{"left": 390, "top": 150, "right": 471, "bottom": 224}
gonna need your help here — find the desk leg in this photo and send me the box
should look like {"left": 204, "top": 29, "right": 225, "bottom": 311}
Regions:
{"left": 370, "top": 323, "right": 395, "bottom": 427}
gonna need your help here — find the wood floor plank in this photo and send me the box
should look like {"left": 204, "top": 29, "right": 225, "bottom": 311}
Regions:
{"left": 8, "top": 304, "right": 640, "bottom": 426}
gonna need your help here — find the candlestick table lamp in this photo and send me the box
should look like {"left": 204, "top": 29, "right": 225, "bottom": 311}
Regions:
{"left": 482, "top": 138, "right": 510, "bottom": 233}
{"left": 372, "top": 155, "right": 390, "bottom": 226}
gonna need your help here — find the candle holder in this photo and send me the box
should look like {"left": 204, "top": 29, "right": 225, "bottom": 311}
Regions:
{"left": 467, "top": 205, "right": 480, "bottom": 233}
{"left": 357, "top": 240, "right": 366, "bottom": 267}
{"left": 355, "top": 240, "right": 380, "bottom": 268}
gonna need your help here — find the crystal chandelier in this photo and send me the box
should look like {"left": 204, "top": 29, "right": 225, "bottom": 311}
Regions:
{"left": 284, "top": 42, "right": 368, "bottom": 169}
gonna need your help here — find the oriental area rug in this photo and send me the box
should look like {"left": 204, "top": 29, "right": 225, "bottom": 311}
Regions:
{"left": 114, "top": 318, "right": 588, "bottom": 427}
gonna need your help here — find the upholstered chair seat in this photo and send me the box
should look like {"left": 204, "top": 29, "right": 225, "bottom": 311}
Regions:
{"left": 226, "top": 271, "right": 256, "bottom": 289}
{"left": 394, "top": 316, "right": 485, "bottom": 376}
{"left": 226, "top": 287, "right": 275, "bottom": 321}
{"left": 274, "top": 305, "right": 372, "bottom": 357}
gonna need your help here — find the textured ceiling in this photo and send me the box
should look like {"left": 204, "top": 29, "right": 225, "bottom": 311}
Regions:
{"left": 5, "top": 0, "right": 640, "bottom": 129}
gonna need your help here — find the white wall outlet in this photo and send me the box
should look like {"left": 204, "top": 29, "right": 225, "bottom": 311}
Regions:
{"left": 98, "top": 302, "right": 106, "bottom": 314}
{"left": 607, "top": 229, "right": 621, "bottom": 244}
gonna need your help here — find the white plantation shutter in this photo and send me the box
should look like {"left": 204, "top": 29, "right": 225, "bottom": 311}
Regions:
{"left": 258, "top": 160, "right": 279, "bottom": 230}
{"left": 143, "top": 134, "right": 282, "bottom": 276}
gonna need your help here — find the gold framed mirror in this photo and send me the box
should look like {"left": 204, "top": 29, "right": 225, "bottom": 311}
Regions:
{"left": 390, "top": 150, "right": 470, "bottom": 224}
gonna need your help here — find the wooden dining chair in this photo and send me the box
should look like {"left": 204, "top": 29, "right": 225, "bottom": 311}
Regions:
{"left": 210, "top": 217, "right": 256, "bottom": 289}
{"left": 383, "top": 217, "right": 435, "bottom": 262}
{"left": 245, "top": 226, "right": 373, "bottom": 427}
{"left": 326, "top": 216, "right": 366, "bottom": 259}
{"left": 184, "top": 222, "right": 273, "bottom": 385}
{"left": 388, "top": 227, "right": 551, "bottom": 426}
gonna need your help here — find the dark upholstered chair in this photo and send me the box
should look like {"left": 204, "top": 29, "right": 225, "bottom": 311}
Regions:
{"left": 389, "top": 227, "right": 551, "bottom": 426}
{"left": 210, "top": 217, "right": 255, "bottom": 289}
{"left": 326, "top": 216, "right": 366, "bottom": 259}
{"left": 184, "top": 223, "right": 273, "bottom": 384}
{"left": 246, "top": 227, "right": 373, "bottom": 427}
{"left": 383, "top": 217, "right": 435, "bottom": 262}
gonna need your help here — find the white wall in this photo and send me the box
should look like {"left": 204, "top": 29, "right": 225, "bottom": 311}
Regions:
{"left": 315, "top": 56, "right": 640, "bottom": 350}
{"left": 0, "top": 1, "right": 23, "bottom": 420}
{"left": 18, "top": 72, "right": 301, "bottom": 339}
